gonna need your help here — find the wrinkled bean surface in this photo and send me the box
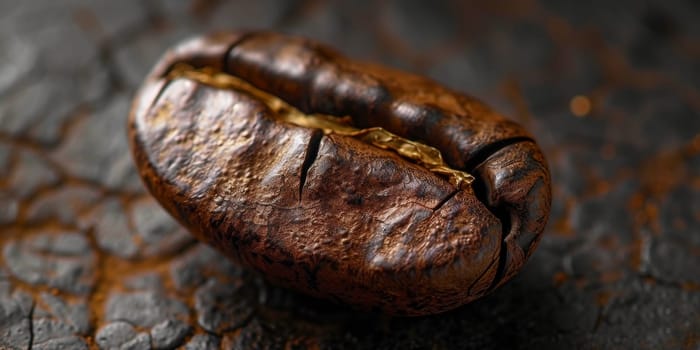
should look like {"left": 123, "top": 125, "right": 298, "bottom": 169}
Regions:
{"left": 129, "top": 31, "right": 551, "bottom": 315}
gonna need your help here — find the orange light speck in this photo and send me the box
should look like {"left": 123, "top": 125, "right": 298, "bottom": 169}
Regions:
{"left": 570, "top": 95, "right": 591, "bottom": 117}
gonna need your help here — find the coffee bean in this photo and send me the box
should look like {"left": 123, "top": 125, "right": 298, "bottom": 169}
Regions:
{"left": 128, "top": 31, "right": 551, "bottom": 316}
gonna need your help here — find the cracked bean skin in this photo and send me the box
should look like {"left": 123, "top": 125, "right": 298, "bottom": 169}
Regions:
{"left": 128, "top": 31, "right": 552, "bottom": 316}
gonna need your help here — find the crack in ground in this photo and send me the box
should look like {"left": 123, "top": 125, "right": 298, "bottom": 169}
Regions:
{"left": 27, "top": 300, "right": 35, "bottom": 350}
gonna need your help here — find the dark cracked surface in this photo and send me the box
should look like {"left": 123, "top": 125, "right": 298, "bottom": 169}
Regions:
{"left": 0, "top": 0, "right": 698, "bottom": 349}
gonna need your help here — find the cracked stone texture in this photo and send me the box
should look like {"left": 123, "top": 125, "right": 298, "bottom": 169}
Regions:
{"left": 51, "top": 95, "right": 143, "bottom": 192}
{"left": 6, "top": 148, "right": 59, "bottom": 199}
{"left": 170, "top": 244, "right": 244, "bottom": 291}
{"left": 82, "top": 198, "right": 139, "bottom": 259}
{"left": 128, "top": 197, "right": 195, "bottom": 257}
{"left": 194, "top": 279, "right": 256, "bottom": 334}
{"left": 105, "top": 290, "right": 189, "bottom": 328}
{"left": 184, "top": 334, "right": 220, "bottom": 350}
{"left": 150, "top": 319, "right": 192, "bottom": 350}
{"left": 95, "top": 321, "right": 151, "bottom": 350}
{"left": 0, "top": 288, "right": 33, "bottom": 350}
{"left": 24, "top": 185, "right": 102, "bottom": 225}
{"left": 0, "top": 189, "right": 19, "bottom": 226}
{"left": 0, "top": 0, "right": 698, "bottom": 349}
{"left": 34, "top": 292, "right": 90, "bottom": 336}
{"left": 3, "top": 231, "right": 96, "bottom": 295}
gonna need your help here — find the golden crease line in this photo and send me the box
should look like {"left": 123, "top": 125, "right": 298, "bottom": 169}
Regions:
{"left": 165, "top": 64, "right": 474, "bottom": 189}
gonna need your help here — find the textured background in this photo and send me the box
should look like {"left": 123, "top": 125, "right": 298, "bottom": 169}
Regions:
{"left": 1, "top": 0, "right": 699, "bottom": 349}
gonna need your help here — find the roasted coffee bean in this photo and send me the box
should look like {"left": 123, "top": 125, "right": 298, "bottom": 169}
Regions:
{"left": 128, "top": 31, "right": 551, "bottom": 316}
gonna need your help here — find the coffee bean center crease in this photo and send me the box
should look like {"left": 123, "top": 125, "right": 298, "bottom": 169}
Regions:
{"left": 166, "top": 64, "right": 475, "bottom": 190}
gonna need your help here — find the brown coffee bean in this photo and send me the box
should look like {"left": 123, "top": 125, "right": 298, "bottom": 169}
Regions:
{"left": 128, "top": 31, "right": 551, "bottom": 316}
